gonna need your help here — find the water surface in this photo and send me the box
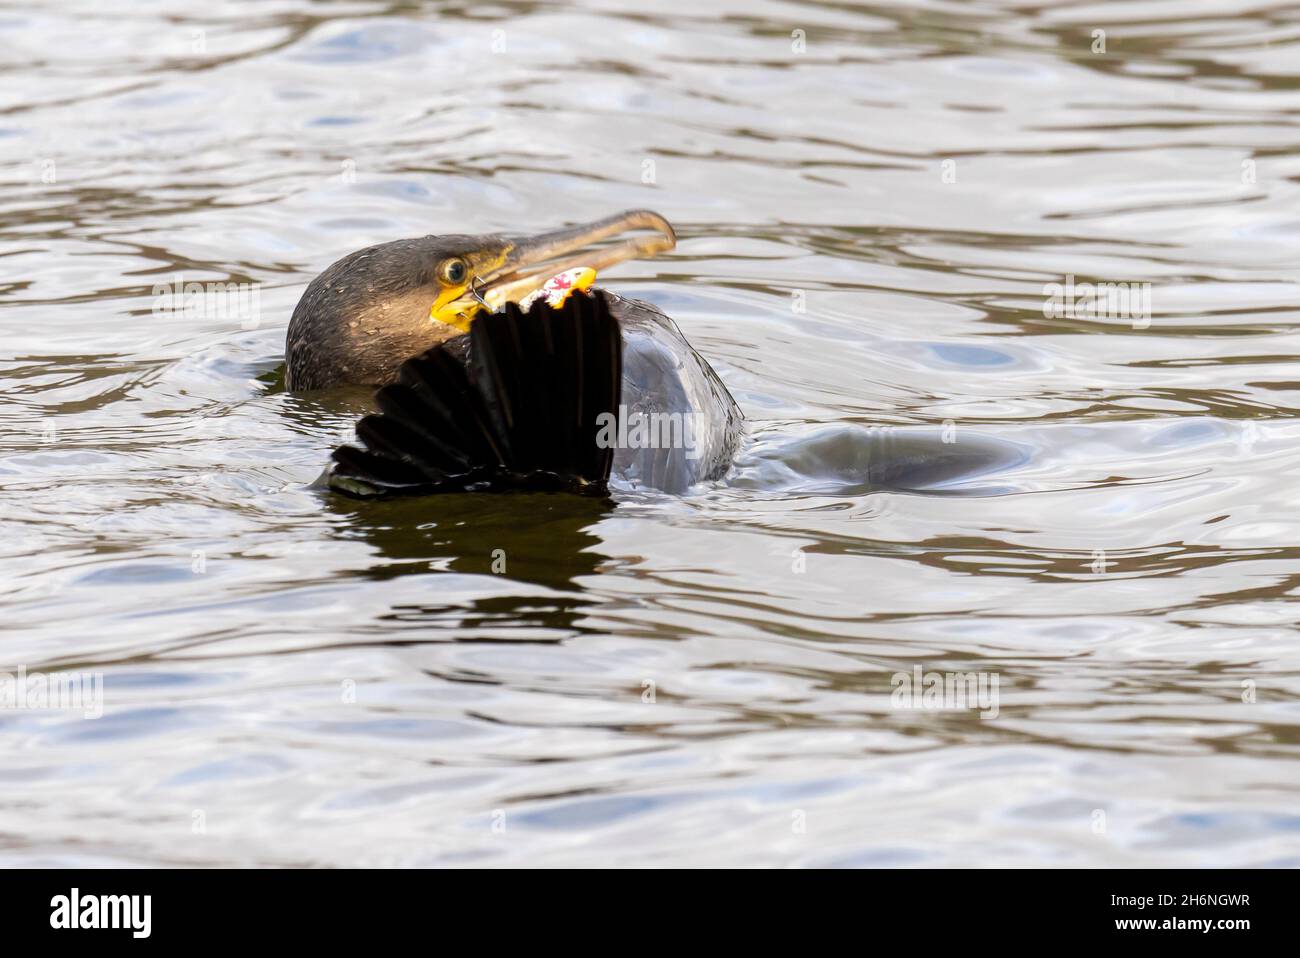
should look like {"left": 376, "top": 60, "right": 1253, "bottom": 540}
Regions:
{"left": 2, "top": 0, "right": 1299, "bottom": 866}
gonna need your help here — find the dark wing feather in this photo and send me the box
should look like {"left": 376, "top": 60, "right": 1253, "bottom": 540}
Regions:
{"left": 329, "top": 290, "right": 622, "bottom": 498}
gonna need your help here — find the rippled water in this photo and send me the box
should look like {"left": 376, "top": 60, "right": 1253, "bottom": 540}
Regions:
{"left": 3, "top": 0, "right": 1300, "bottom": 866}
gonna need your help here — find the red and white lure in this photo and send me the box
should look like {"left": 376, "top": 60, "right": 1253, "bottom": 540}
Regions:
{"left": 520, "top": 266, "right": 597, "bottom": 311}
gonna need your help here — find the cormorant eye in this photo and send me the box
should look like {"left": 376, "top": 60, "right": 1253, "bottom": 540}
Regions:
{"left": 440, "top": 258, "right": 468, "bottom": 285}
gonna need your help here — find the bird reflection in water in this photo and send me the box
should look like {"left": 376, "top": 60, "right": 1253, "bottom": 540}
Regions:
{"left": 327, "top": 491, "right": 615, "bottom": 640}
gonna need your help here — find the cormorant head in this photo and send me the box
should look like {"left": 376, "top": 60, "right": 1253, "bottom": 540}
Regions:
{"left": 285, "top": 209, "right": 674, "bottom": 390}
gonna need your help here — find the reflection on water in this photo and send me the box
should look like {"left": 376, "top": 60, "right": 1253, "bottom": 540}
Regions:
{"left": 2, "top": 0, "right": 1300, "bottom": 866}
{"left": 340, "top": 493, "right": 614, "bottom": 640}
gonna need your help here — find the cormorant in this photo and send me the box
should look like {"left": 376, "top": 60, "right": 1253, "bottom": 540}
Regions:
{"left": 286, "top": 210, "right": 740, "bottom": 497}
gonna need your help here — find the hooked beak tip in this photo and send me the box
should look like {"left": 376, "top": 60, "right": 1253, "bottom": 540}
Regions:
{"left": 482, "top": 209, "right": 677, "bottom": 311}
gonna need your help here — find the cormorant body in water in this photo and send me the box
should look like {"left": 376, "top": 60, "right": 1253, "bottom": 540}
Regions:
{"left": 287, "top": 210, "right": 740, "bottom": 496}
{"left": 286, "top": 210, "right": 1021, "bottom": 498}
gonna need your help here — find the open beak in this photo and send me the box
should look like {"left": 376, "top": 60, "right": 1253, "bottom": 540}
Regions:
{"left": 439, "top": 209, "right": 676, "bottom": 324}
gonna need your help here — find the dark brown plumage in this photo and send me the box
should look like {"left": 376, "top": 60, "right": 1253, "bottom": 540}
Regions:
{"left": 285, "top": 234, "right": 506, "bottom": 390}
{"left": 329, "top": 292, "right": 623, "bottom": 498}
